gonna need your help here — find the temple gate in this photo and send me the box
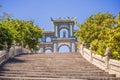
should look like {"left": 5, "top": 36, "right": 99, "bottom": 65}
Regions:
{"left": 38, "top": 17, "right": 77, "bottom": 53}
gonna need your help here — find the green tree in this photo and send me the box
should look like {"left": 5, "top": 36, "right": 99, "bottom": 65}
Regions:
{"left": 0, "top": 16, "right": 42, "bottom": 50}
{"left": 0, "top": 22, "right": 15, "bottom": 49}
{"left": 75, "top": 12, "right": 115, "bottom": 47}
{"left": 75, "top": 12, "right": 120, "bottom": 60}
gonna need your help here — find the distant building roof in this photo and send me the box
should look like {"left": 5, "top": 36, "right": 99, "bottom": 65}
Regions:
{"left": 51, "top": 17, "right": 77, "bottom": 25}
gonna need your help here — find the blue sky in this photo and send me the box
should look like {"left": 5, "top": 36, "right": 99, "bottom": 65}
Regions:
{"left": 0, "top": 0, "right": 120, "bottom": 30}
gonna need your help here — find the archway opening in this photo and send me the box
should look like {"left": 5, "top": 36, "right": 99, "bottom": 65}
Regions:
{"left": 46, "top": 37, "right": 51, "bottom": 42}
{"left": 60, "top": 29, "right": 69, "bottom": 38}
{"left": 45, "top": 49, "right": 52, "bottom": 53}
{"left": 58, "top": 45, "right": 70, "bottom": 53}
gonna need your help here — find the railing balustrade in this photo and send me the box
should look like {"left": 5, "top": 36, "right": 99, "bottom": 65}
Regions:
{"left": 0, "top": 42, "right": 31, "bottom": 65}
{"left": 79, "top": 41, "right": 120, "bottom": 77}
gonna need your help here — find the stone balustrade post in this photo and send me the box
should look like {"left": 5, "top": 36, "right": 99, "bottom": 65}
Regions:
{"left": 26, "top": 45, "right": 30, "bottom": 53}
{"left": 12, "top": 40, "right": 16, "bottom": 57}
{"left": 90, "top": 44, "right": 93, "bottom": 62}
{"left": 104, "top": 47, "right": 112, "bottom": 71}
{"left": 3, "top": 41, "right": 8, "bottom": 51}
{"left": 40, "top": 47, "right": 44, "bottom": 53}
{"left": 3, "top": 41, "right": 9, "bottom": 59}
{"left": 20, "top": 41, "right": 23, "bottom": 54}
{"left": 81, "top": 41, "right": 86, "bottom": 55}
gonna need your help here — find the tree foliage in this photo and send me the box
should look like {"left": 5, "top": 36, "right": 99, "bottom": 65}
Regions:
{"left": 75, "top": 12, "right": 120, "bottom": 60}
{"left": 0, "top": 14, "right": 42, "bottom": 50}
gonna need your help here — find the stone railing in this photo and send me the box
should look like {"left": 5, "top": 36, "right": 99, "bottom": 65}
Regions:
{"left": 79, "top": 42, "right": 120, "bottom": 77}
{"left": 0, "top": 50, "right": 8, "bottom": 65}
{"left": 0, "top": 42, "right": 31, "bottom": 65}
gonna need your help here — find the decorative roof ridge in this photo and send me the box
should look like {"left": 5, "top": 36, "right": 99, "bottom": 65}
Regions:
{"left": 51, "top": 17, "right": 76, "bottom": 21}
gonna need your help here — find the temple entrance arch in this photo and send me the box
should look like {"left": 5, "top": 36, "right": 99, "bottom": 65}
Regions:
{"left": 45, "top": 48, "right": 52, "bottom": 53}
{"left": 60, "top": 29, "right": 69, "bottom": 38}
{"left": 58, "top": 44, "right": 70, "bottom": 52}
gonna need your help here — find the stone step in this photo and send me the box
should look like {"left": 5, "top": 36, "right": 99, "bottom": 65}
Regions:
{"left": 1, "top": 68, "right": 103, "bottom": 72}
{"left": 0, "top": 75, "right": 118, "bottom": 80}
{"left": 3, "top": 66, "right": 100, "bottom": 69}
{"left": 0, "top": 52, "right": 119, "bottom": 80}
{"left": 0, "top": 70, "right": 106, "bottom": 74}
{"left": 0, "top": 71, "right": 115, "bottom": 77}
{"left": 0, "top": 69, "right": 105, "bottom": 73}
{"left": 0, "top": 76, "right": 87, "bottom": 80}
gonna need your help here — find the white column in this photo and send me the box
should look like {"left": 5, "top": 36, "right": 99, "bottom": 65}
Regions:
{"left": 71, "top": 42, "right": 75, "bottom": 52}
{"left": 70, "top": 25, "right": 73, "bottom": 37}
{"left": 55, "top": 26, "right": 58, "bottom": 37}
{"left": 39, "top": 47, "right": 43, "bottom": 53}
{"left": 53, "top": 43, "right": 57, "bottom": 52}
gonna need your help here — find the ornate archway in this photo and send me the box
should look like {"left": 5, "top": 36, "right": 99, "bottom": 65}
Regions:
{"left": 59, "top": 28, "right": 69, "bottom": 38}
{"left": 58, "top": 44, "right": 70, "bottom": 52}
{"left": 45, "top": 48, "right": 52, "bottom": 53}
{"left": 39, "top": 17, "right": 77, "bottom": 53}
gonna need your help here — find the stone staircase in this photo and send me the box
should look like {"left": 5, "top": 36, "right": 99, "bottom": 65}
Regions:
{"left": 0, "top": 52, "right": 119, "bottom": 80}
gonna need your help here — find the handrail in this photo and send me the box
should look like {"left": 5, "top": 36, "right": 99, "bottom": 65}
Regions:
{"left": 79, "top": 45, "right": 120, "bottom": 77}
{"left": 0, "top": 46, "right": 31, "bottom": 65}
